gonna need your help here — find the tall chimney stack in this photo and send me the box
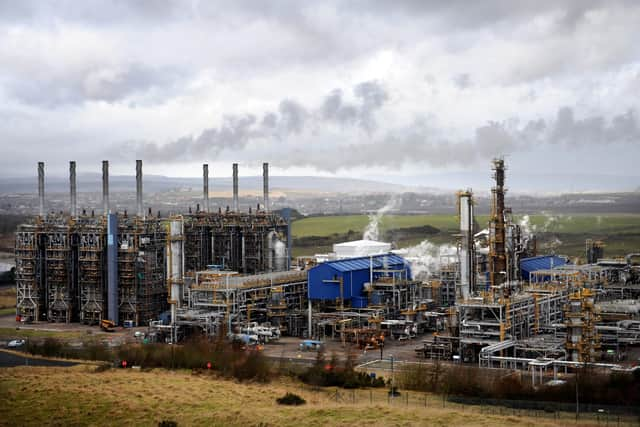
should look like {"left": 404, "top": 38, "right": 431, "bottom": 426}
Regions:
{"left": 136, "top": 159, "right": 143, "bottom": 218}
{"left": 70, "top": 161, "right": 77, "bottom": 218}
{"left": 232, "top": 163, "right": 239, "bottom": 212}
{"left": 263, "top": 162, "right": 269, "bottom": 212}
{"left": 38, "top": 161, "right": 45, "bottom": 217}
{"left": 102, "top": 160, "right": 109, "bottom": 215}
{"left": 203, "top": 164, "right": 210, "bottom": 213}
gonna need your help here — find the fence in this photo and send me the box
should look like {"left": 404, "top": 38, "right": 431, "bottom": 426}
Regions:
{"left": 294, "top": 384, "right": 640, "bottom": 426}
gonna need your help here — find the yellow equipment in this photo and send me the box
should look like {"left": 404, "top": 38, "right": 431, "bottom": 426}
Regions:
{"left": 100, "top": 319, "right": 116, "bottom": 332}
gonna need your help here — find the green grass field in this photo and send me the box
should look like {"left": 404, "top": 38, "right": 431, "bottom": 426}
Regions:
{"left": 292, "top": 213, "right": 640, "bottom": 258}
{"left": 292, "top": 214, "right": 466, "bottom": 237}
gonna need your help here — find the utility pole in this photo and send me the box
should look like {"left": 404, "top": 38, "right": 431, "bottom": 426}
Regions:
{"left": 575, "top": 366, "right": 580, "bottom": 421}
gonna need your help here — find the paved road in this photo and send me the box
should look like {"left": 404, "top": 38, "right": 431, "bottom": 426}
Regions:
{"left": 0, "top": 350, "right": 77, "bottom": 368}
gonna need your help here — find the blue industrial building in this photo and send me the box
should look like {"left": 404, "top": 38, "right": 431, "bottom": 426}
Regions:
{"left": 308, "top": 253, "right": 411, "bottom": 305}
{"left": 520, "top": 255, "right": 568, "bottom": 281}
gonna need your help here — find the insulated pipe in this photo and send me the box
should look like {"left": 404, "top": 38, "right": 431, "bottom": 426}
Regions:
{"left": 70, "top": 161, "right": 77, "bottom": 218}
{"left": 38, "top": 161, "right": 45, "bottom": 217}
{"left": 102, "top": 160, "right": 109, "bottom": 215}
{"left": 136, "top": 159, "right": 143, "bottom": 218}
{"left": 263, "top": 162, "right": 269, "bottom": 212}
{"left": 232, "top": 163, "right": 239, "bottom": 212}
{"left": 203, "top": 164, "right": 210, "bottom": 213}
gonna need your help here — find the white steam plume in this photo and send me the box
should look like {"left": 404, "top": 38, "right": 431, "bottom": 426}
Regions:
{"left": 519, "top": 214, "right": 534, "bottom": 236}
{"left": 397, "top": 239, "right": 456, "bottom": 280}
{"left": 363, "top": 196, "right": 399, "bottom": 241}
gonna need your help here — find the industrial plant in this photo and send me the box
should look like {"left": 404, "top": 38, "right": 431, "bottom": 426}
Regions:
{"left": 13, "top": 158, "right": 640, "bottom": 378}
{"left": 15, "top": 161, "right": 289, "bottom": 328}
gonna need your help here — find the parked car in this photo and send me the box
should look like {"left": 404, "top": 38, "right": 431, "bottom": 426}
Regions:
{"left": 8, "top": 339, "right": 26, "bottom": 348}
{"left": 299, "top": 340, "right": 324, "bottom": 352}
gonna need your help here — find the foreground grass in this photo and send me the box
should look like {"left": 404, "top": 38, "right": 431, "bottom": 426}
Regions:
{"left": 0, "top": 366, "right": 588, "bottom": 427}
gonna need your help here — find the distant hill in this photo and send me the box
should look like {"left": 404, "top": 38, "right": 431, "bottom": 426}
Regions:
{"left": 0, "top": 174, "right": 409, "bottom": 195}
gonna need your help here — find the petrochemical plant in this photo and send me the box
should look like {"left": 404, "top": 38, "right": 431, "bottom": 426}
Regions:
{"left": 13, "top": 159, "right": 640, "bottom": 377}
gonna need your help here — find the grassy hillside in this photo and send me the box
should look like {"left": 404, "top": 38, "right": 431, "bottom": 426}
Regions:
{"left": 0, "top": 366, "right": 595, "bottom": 427}
{"left": 292, "top": 214, "right": 640, "bottom": 258}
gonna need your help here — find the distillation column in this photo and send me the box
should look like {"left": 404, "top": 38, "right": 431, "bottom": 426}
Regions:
{"left": 167, "top": 217, "right": 184, "bottom": 343}
{"left": 458, "top": 190, "right": 475, "bottom": 300}
{"left": 489, "top": 159, "right": 507, "bottom": 291}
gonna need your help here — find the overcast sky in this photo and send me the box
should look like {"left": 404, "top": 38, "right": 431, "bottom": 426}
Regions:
{"left": 0, "top": 0, "right": 639, "bottom": 186}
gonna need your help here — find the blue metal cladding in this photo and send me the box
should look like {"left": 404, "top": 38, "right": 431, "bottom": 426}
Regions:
{"left": 107, "top": 213, "right": 119, "bottom": 324}
{"left": 308, "top": 253, "right": 411, "bottom": 301}
{"left": 352, "top": 296, "right": 368, "bottom": 308}
{"left": 520, "top": 255, "right": 567, "bottom": 281}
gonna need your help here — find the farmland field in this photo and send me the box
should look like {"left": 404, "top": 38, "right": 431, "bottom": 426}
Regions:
{"left": 292, "top": 213, "right": 640, "bottom": 258}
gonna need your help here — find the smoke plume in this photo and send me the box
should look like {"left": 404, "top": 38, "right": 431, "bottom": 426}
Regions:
{"left": 363, "top": 196, "right": 399, "bottom": 241}
{"left": 111, "top": 79, "right": 640, "bottom": 172}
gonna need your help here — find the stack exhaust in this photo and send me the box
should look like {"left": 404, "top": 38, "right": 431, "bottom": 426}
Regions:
{"left": 232, "top": 163, "right": 239, "bottom": 212}
{"left": 70, "top": 161, "right": 77, "bottom": 218}
{"left": 263, "top": 162, "right": 269, "bottom": 212}
{"left": 136, "top": 159, "right": 143, "bottom": 218}
{"left": 203, "top": 164, "right": 210, "bottom": 213}
{"left": 102, "top": 160, "right": 109, "bottom": 215}
{"left": 38, "top": 161, "right": 45, "bottom": 217}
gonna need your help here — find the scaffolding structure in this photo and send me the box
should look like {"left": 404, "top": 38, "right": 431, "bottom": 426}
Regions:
{"left": 15, "top": 160, "right": 290, "bottom": 326}
{"left": 165, "top": 270, "right": 307, "bottom": 339}
{"left": 565, "top": 288, "right": 601, "bottom": 362}
{"left": 76, "top": 215, "right": 106, "bottom": 324}
{"left": 117, "top": 215, "right": 168, "bottom": 326}
{"left": 15, "top": 224, "right": 41, "bottom": 321}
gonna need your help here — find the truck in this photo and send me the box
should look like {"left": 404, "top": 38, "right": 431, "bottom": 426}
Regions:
{"left": 240, "top": 322, "right": 281, "bottom": 343}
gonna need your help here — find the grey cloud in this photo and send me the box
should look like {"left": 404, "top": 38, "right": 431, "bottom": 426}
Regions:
{"left": 354, "top": 0, "right": 631, "bottom": 30}
{"left": 247, "top": 107, "right": 639, "bottom": 172}
{"left": 452, "top": 73, "right": 472, "bottom": 89}
{"left": 276, "top": 107, "right": 639, "bottom": 172}
{"left": 322, "top": 89, "right": 358, "bottom": 125}
{"left": 7, "top": 63, "right": 185, "bottom": 107}
{"left": 277, "top": 99, "right": 308, "bottom": 135}
{"left": 117, "top": 80, "right": 386, "bottom": 162}
{"left": 110, "top": 79, "right": 638, "bottom": 171}
{"left": 0, "top": 0, "right": 189, "bottom": 26}
{"left": 551, "top": 107, "right": 640, "bottom": 145}
{"left": 354, "top": 81, "right": 389, "bottom": 132}
{"left": 261, "top": 112, "right": 278, "bottom": 128}
{"left": 321, "top": 81, "right": 388, "bottom": 132}
{"left": 127, "top": 114, "right": 258, "bottom": 162}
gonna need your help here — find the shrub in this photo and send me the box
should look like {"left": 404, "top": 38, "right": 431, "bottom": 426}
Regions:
{"left": 298, "top": 351, "right": 385, "bottom": 388}
{"left": 276, "top": 392, "right": 306, "bottom": 406}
